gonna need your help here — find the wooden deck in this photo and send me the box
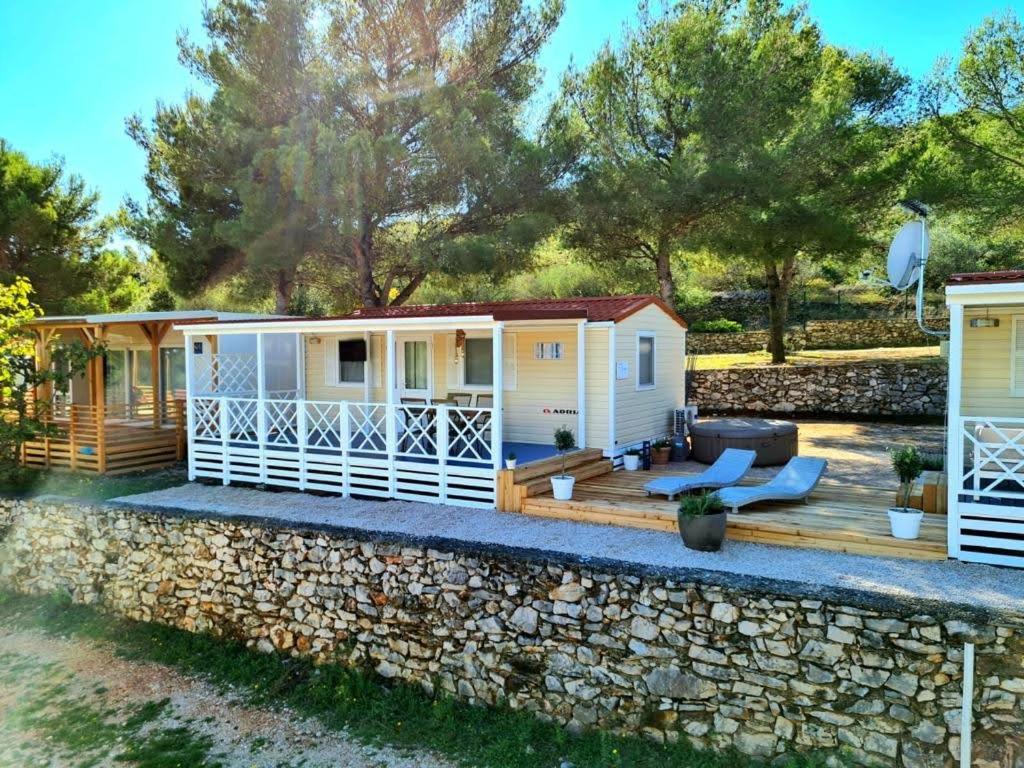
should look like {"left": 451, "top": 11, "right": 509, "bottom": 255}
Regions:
{"left": 521, "top": 469, "right": 948, "bottom": 561}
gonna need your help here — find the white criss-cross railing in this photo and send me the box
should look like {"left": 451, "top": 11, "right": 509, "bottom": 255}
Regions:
{"left": 192, "top": 353, "right": 258, "bottom": 396}
{"left": 951, "top": 417, "right": 1024, "bottom": 569}
{"left": 186, "top": 396, "right": 496, "bottom": 508}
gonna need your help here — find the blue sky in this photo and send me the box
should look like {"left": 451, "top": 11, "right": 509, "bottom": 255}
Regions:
{"left": 0, "top": 0, "right": 1019, "bottom": 218}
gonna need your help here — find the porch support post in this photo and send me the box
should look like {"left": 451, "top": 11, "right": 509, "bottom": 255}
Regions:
{"left": 184, "top": 332, "right": 196, "bottom": 481}
{"left": 363, "top": 330, "right": 371, "bottom": 403}
{"left": 607, "top": 325, "right": 617, "bottom": 455}
{"left": 95, "top": 325, "right": 107, "bottom": 474}
{"left": 256, "top": 331, "right": 267, "bottom": 483}
{"left": 947, "top": 303, "right": 964, "bottom": 559}
{"left": 491, "top": 322, "right": 504, "bottom": 472}
{"left": 385, "top": 329, "right": 397, "bottom": 495}
{"left": 577, "top": 320, "right": 586, "bottom": 450}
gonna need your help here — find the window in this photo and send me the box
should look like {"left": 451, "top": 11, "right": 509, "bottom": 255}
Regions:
{"left": 338, "top": 339, "right": 367, "bottom": 384}
{"left": 534, "top": 342, "right": 564, "bottom": 360}
{"left": 637, "top": 333, "right": 655, "bottom": 389}
{"left": 464, "top": 338, "right": 493, "bottom": 386}
{"left": 1013, "top": 317, "right": 1024, "bottom": 397}
{"left": 403, "top": 340, "right": 429, "bottom": 391}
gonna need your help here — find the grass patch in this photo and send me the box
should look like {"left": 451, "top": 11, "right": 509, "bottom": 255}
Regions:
{"left": 0, "top": 466, "right": 186, "bottom": 502}
{"left": 0, "top": 591, "right": 835, "bottom": 768}
{"left": 694, "top": 346, "right": 942, "bottom": 370}
{"left": 0, "top": 646, "right": 221, "bottom": 768}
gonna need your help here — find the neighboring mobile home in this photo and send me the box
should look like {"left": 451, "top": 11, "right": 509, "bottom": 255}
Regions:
{"left": 946, "top": 270, "right": 1024, "bottom": 567}
{"left": 22, "top": 310, "right": 269, "bottom": 474}
{"left": 177, "top": 296, "right": 688, "bottom": 509}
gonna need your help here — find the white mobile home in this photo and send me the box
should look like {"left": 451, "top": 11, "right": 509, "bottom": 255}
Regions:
{"left": 946, "top": 270, "right": 1024, "bottom": 567}
{"left": 177, "top": 296, "right": 687, "bottom": 508}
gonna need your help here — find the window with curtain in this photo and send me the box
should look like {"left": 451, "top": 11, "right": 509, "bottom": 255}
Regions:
{"left": 338, "top": 339, "right": 367, "bottom": 384}
{"left": 403, "top": 340, "right": 428, "bottom": 390}
{"left": 464, "top": 338, "right": 493, "bottom": 386}
{"left": 637, "top": 334, "right": 655, "bottom": 388}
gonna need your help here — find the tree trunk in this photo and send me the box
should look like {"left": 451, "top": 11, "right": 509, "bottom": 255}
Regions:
{"left": 274, "top": 269, "right": 295, "bottom": 314}
{"left": 354, "top": 219, "right": 380, "bottom": 307}
{"left": 655, "top": 244, "right": 675, "bottom": 305}
{"left": 765, "top": 255, "right": 797, "bottom": 365}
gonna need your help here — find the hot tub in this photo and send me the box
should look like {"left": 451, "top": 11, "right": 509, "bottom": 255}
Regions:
{"left": 690, "top": 418, "right": 798, "bottom": 467}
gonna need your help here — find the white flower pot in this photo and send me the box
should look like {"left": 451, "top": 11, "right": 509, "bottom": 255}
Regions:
{"left": 505, "top": 459, "right": 517, "bottom": 470}
{"left": 888, "top": 507, "right": 924, "bottom": 540}
{"left": 551, "top": 475, "right": 575, "bottom": 500}
{"left": 623, "top": 454, "right": 641, "bottom": 471}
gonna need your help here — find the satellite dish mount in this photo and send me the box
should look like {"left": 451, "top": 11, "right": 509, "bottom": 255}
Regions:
{"left": 886, "top": 202, "right": 947, "bottom": 339}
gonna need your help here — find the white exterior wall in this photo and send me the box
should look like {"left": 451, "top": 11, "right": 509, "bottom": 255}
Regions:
{"left": 612, "top": 304, "right": 686, "bottom": 449}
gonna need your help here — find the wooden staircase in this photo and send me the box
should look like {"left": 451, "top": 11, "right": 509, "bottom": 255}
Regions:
{"left": 497, "top": 448, "right": 612, "bottom": 512}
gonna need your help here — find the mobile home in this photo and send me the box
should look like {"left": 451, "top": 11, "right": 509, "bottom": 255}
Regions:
{"left": 177, "top": 296, "right": 687, "bottom": 509}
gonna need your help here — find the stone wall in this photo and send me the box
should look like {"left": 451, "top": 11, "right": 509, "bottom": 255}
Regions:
{"left": 688, "top": 361, "right": 947, "bottom": 417}
{"left": 688, "top": 318, "right": 950, "bottom": 356}
{"left": 2, "top": 498, "right": 1021, "bottom": 767}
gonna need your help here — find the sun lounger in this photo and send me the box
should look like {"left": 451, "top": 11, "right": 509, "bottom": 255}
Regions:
{"left": 716, "top": 456, "right": 828, "bottom": 513}
{"left": 643, "top": 448, "right": 757, "bottom": 500}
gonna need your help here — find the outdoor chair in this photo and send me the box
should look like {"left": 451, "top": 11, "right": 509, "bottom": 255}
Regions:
{"left": 474, "top": 394, "right": 494, "bottom": 408}
{"left": 447, "top": 393, "right": 473, "bottom": 407}
{"left": 716, "top": 456, "right": 828, "bottom": 514}
{"left": 643, "top": 448, "right": 756, "bottom": 500}
{"left": 399, "top": 397, "right": 433, "bottom": 454}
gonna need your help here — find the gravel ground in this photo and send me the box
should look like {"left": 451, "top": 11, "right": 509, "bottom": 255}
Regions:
{"left": 0, "top": 627, "right": 455, "bottom": 768}
{"left": 114, "top": 483, "right": 1024, "bottom": 614}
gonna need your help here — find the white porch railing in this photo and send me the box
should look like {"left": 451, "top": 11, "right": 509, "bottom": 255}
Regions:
{"left": 187, "top": 396, "right": 496, "bottom": 508}
{"left": 951, "top": 417, "right": 1024, "bottom": 568}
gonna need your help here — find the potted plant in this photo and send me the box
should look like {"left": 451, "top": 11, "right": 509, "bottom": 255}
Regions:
{"left": 505, "top": 451, "right": 517, "bottom": 470}
{"left": 550, "top": 426, "right": 577, "bottom": 500}
{"left": 652, "top": 438, "right": 671, "bottom": 465}
{"left": 677, "top": 492, "right": 727, "bottom": 552}
{"left": 889, "top": 445, "right": 925, "bottom": 540}
{"left": 622, "top": 448, "right": 641, "bottom": 471}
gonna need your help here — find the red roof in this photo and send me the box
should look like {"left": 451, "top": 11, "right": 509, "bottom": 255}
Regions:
{"left": 949, "top": 270, "right": 1024, "bottom": 286}
{"left": 346, "top": 295, "right": 687, "bottom": 327}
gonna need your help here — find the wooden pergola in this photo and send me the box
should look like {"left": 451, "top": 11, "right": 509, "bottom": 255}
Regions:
{"left": 20, "top": 310, "right": 241, "bottom": 474}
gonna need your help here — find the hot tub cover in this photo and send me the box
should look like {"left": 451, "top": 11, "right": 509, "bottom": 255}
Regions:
{"left": 690, "top": 418, "right": 797, "bottom": 438}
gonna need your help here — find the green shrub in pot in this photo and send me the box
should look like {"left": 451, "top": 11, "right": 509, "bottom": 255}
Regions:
{"left": 677, "top": 492, "right": 727, "bottom": 552}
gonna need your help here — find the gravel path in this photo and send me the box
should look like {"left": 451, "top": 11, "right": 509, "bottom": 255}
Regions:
{"left": 114, "top": 483, "right": 1024, "bottom": 614}
{"left": 0, "top": 626, "right": 455, "bottom": 768}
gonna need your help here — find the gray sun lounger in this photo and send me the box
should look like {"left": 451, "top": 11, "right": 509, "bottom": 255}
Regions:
{"left": 643, "top": 448, "right": 757, "bottom": 500}
{"left": 716, "top": 456, "right": 828, "bottom": 513}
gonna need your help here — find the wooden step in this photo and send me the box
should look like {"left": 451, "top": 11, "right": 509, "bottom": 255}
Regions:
{"left": 522, "top": 459, "right": 614, "bottom": 496}
{"left": 513, "top": 448, "right": 605, "bottom": 483}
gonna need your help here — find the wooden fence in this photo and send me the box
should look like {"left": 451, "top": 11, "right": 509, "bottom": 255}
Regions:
{"left": 18, "top": 400, "right": 185, "bottom": 475}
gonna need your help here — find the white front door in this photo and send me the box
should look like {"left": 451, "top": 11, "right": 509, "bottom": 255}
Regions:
{"left": 398, "top": 337, "right": 432, "bottom": 400}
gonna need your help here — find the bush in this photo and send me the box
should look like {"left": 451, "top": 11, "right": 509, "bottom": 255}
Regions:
{"left": 890, "top": 446, "right": 924, "bottom": 509}
{"left": 678, "top": 491, "right": 725, "bottom": 520}
{"left": 691, "top": 318, "right": 744, "bottom": 333}
{"left": 553, "top": 426, "right": 576, "bottom": 477}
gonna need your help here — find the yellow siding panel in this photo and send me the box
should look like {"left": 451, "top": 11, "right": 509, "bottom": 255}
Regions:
{"left": 585, "top": 326, "right": 610, "bottom": 451}
{"left": 961, "top": 308, "right": 1024, "bottom": 417}
{"left": 613, "top": 305, "right": 686, "bottom": 447}
{"left": 504, "top": 326, "right": 579, "bottom": 445}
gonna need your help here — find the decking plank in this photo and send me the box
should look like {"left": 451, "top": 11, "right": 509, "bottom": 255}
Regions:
{"left": 520, "top": 468, "right": 946, "bottom": 561}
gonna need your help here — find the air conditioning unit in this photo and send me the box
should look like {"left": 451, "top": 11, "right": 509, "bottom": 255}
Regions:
{"left": 674, "top": 406, "right": 698, "bottom": 436}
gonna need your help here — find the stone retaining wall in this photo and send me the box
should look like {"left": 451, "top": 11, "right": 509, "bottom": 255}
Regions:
{"left": 689, "top": 361, "right": 947, "bottom": 417}
{"left": 689, "top": 318, "right": 949, "bottom": 356}
{"left": 2, "top": 498, "right": 1021, "bottom": 767}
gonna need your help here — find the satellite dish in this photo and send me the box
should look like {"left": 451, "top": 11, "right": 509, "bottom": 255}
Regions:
{"left": 886, "top": 220, "right": 929, "bottom": 291}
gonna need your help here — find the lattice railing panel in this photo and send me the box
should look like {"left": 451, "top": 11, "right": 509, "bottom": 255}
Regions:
{"left": 349, "top": 403, "right": 387, "bottom": 453}
{"left": 226, "top": 399, "right": 258, "bottom": 442}
{"left": 192, "top": 397, "right": 220, "bottom": 440}
{"left": 960, "top": 418, "right": 1024, "bottom": 500}
{"left": 396, "top": 405, "right": 438, "bottom": 457}
{"left": 193, "top": 354, "right": 257, "bottom": 396}
{"left": 264, "top": 400, "right": 298, "bottom": 446}
{"left": 305, "top": 402, "right": 342, "bottom": 448}
{"left": 447, "top": 407, "right": 492, "bottom": 463}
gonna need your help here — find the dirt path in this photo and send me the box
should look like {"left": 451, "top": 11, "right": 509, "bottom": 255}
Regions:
{"left": 0, "top": 627, "right": 457, "bottom": 768}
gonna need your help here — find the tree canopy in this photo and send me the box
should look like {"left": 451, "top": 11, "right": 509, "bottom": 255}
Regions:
{"left": 131, "top": 0, "right": 568, "bottom": 313}
{"left": 0, "top": 141, "right": 150, "bottom": 315}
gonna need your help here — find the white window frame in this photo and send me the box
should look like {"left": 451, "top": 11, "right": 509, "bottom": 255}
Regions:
{"left": 327, "top": 335, "right": 368, "bottom": 387}
{"left": 456, "top": 331, "right": 517, "bottom": 392}
{"left": 462, "top": 335, "right": 494, "bottom": 389}
{"left": 534, "top": 341, "right": 564, "bottom": 360}
{"left": 398, "top": 335, "right": 433, "bottom": 399}
{"left": 1010, "top": 315, "right": 1024, "bottom": 397}
{"left": 636, "top": 331, "right": 656, "bottom": 391}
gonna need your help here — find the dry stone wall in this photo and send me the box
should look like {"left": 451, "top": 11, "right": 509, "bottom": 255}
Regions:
{"left": 689, "top": 318, "right": 950, "bottom": 356}
{"left": 2, "top": 498, "right": 1021, "bottom": 767}
{"left": 688, "top": 361, "right": 947, "bottom": 417}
